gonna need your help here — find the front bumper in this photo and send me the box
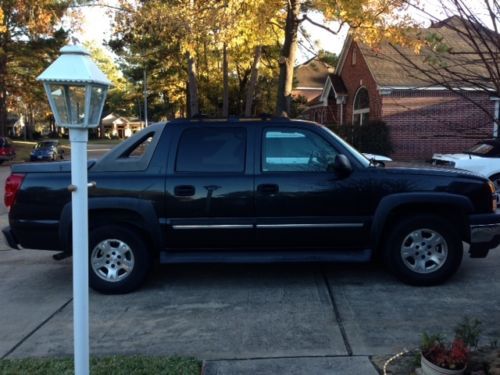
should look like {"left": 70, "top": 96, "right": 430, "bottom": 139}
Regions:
{"left": 469, "top": 211, "right": 500, "bottom": 257}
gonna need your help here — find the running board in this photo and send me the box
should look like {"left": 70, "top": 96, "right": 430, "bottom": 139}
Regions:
{"left": 159, "top": 249, "right": 372, "bottom": 264}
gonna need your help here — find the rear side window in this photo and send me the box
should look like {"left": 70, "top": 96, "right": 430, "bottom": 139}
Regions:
{"left": 176, "top": 127, "right": 246, "bottom": 173}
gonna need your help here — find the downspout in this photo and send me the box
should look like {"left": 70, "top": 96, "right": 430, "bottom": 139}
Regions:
{"left": 494, "top": 99, "right": 499, "bottom": 138}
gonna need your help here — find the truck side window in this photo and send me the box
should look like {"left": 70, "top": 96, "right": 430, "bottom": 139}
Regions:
{"left": 119, "top": 132, "right": 154, "bottom": 159}
{"left": 176, "top": 127, "right": 246, "bottom": 173}
{"left": 262, "top": 128, "right": 337, "bottom": 172}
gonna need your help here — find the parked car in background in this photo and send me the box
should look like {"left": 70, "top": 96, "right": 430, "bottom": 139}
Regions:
{"left": 0, "top": 137, "right": 16, "bottom": 164}
{"left": 30, "top": 140, "right": 64, "bottom": 161}
{"left": 431, "top": 139, "right": 500, "bottom": 191}
{"left": 362, "top": 153, "right": 392, "bottom": 163}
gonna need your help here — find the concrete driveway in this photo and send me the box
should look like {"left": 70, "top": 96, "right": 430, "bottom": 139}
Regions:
{"left": 1, "top": 207, "right": 499, "bottom": 372}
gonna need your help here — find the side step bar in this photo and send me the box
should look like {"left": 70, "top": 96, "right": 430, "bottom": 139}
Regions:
{"left": 159, "top": 249, "right": 372, "bottom": 264}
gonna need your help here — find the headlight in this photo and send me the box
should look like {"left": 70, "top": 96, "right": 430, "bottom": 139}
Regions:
{"left": 487, "top": 180, "right": 497, "bottom": 211}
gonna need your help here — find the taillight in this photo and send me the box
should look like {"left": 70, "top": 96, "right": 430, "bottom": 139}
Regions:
{"left": 4, "top": 174, "right": 25, "bottom": 208}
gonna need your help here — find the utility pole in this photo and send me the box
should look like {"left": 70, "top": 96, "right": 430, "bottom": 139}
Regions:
{"left": 143, "top": 69, "right": 148, "bottom": 127}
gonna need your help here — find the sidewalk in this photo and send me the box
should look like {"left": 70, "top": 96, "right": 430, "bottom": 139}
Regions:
{"left": 202, "top": 356, "right": 379, "bottom": 374}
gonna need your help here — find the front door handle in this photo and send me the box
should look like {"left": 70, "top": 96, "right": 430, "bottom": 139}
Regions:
{"left": 174, "top": 185, "right": 195, "bottom": 197}
{"left": 257, "top": 184, "right": 279, "bottom": 194}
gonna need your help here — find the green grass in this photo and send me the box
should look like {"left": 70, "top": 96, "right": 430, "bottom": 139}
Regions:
{"left": 0, "top": 356, "right": 201, "bottom": 375}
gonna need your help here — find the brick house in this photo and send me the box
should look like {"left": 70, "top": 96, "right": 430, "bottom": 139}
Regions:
{"left": 305, "top": 17, "right": 499, "bottom": 160}
{"left": 292, "top": 58, "right": 334, "bottom": 117}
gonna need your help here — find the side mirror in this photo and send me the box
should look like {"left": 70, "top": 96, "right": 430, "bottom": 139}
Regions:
{"left": 329, "top": 154, "right": 353, "bottom": 177}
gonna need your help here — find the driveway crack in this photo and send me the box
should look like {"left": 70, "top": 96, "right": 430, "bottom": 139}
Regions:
{"left": 1, "top": 298, "right": 73, "bottom": 359}
{"left": 321, "top": 268, "right": 353, "bottom": 356}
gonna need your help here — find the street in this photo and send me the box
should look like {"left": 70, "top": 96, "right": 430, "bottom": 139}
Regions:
{"left": 0, "top": 160, "right": 499, "bottom": 372}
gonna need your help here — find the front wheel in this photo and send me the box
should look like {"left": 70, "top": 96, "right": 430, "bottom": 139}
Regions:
{"left": 89, "top": 225, "right": 152, "bottom": 294}
{"left": 383, "top": 215, "right": 463, "bottom": 286}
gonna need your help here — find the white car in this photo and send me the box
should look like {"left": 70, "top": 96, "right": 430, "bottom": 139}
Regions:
{"left": 431, "top": 140, "right": 500, "bottom": 190}
{"left": 362, "top": 153, "right": 392, "bottom": 162}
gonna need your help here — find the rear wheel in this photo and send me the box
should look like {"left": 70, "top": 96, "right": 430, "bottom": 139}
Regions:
{"left": 89, "top": 225, "right": 152, "bottom": 294}
{"left": 383, "top": 215, "right": 463, "bottom": 286}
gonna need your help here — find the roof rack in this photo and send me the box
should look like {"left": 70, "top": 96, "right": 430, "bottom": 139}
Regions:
{"left": 168, "top": 114, "right": 292, "bottom": 123}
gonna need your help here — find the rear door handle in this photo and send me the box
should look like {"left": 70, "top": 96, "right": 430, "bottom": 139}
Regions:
{"left": 257, "top": 184, "right": 279, "bottom": 194}
{"left": 174, "top": 185, "right": 195, "bottom": 197}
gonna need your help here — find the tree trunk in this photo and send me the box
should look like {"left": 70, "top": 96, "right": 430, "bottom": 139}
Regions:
{"left": 0, "top": 41, "right": 7, "bottom": 137}
{"left": 275, "top": 0, "right": 301, "bottom": 117}
{"left": 222, "top": 43, "right": 229, "bottom": 117}
{"left": 245, "top": 45, "right": 262, "bottom": 117}
{"left": 187, "top": 53, "right": 199, "bottom": 117}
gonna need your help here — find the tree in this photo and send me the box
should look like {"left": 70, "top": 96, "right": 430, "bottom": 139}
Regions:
{"left": 384, "top": 0, "right": 499, "bottom": 124}
{"left": 275, "top": 0, "right": 420, "bottom": 116}
{"left": 0, "top": 0, "right": 70, "bottom": 136}
{"left": 111, "top": 0, "right": 282, "bottom": 118}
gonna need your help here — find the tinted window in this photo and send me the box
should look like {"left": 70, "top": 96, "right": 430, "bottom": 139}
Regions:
{"left": 262, "top": 128, "right": 337, "bottom": 172}
{"left": 119, "top": 132, "right": 154, "bottom": 159}
{"left": 176, "top": 128, "right": 246, "bottom": 173}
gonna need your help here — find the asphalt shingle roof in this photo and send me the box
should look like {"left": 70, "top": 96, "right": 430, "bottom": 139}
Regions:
{"left": 359, "top": 16, "right": 497, "bottom": 89}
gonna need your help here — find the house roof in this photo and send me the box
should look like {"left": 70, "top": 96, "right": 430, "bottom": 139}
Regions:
{"left": 340, "top": 16, "right": 497, "bottom": 90}
{"left": 307, "top": 94, "right": 323, "bottom": 106}
{"left": 294, "top": 57, "right": 334, "bottom": 89}
{"left": 329, "top": 74, "right": 347, "bottom": 95}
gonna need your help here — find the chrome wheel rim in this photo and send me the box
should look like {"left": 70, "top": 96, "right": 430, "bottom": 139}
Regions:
{"left": 400, "top": 228, "right": 448, "bottom": 274}
{"left": 91, "top": 239, "right": 135, "bottom": 282}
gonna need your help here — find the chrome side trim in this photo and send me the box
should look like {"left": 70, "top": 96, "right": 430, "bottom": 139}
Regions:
{"left": 18, "top": 219, "right": 59, "bottom": 225}
{"left": 171, "top": 223, "right": 364, "bottom": 230}
{"left": 257, "top": 223, "right": 363, "bottom": 229}
{"left": 172, "top": 224, "right": 253, "bottom": 230}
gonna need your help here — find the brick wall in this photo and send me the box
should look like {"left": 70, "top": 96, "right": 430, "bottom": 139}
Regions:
{"left": 340, "top": 42, "right": 382, "bottom": 123}
{"left": 305, "top": 101, "right": 339, "bottom": 124}
{"left": 383, "top": 90, "right": 495, "bottom": 160}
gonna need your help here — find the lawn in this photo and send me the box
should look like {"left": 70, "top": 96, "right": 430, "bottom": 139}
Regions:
{"left": 0, "top": 356, "right": 201, "bottom": 375}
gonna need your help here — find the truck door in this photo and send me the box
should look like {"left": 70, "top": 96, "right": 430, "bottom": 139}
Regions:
{"left": 164, "top": 125, "right": 255, "bottom": 249}
{"left": 254, "top": 126, "right": 369, "bottom": 250}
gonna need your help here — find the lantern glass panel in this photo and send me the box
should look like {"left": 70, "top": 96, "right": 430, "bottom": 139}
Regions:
{"left": 49, "top": 84, "right": 86, "bottom": 125}
{"left": 89, "top": 85, "right": 106, "bottom": 126}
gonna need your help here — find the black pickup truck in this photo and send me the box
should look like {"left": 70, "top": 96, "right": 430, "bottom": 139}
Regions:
{"left": 3, "top": 118, "right": 500, "bottom": 293}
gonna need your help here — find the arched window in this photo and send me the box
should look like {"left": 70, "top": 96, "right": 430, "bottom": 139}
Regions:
{"left": 353, "top": 87, "right": 369, "bottom": 125}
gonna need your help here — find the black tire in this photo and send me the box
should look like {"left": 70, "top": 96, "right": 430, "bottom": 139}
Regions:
{"left": 89, "top": 225, "right": 152, "bottom": 294}
{"left": 383, "top": 215, "right": 463, "bottom": 286}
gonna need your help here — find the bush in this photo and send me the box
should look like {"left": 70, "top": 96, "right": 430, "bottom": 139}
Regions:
{"left": 328, "top": 120, "right": 393, "bottom": 156}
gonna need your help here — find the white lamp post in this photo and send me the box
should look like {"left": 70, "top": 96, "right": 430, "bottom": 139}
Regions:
{"left": 37, "top": 45, "right": 110, "bottom": 375}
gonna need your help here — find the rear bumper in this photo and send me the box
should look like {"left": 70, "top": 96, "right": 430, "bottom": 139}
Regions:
{"left": 2, "top": 226, "right": 20, "bottom": 250}
{"left": 469, "top": 211, "right": 500, "bottom": 257}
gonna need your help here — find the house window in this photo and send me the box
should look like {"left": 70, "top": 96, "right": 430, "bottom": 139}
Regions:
{"left": 352, "top": 48, "right": 357, "bottom": 65}
{"left": 353, "top": 87, "right": 369, "bottom": 125}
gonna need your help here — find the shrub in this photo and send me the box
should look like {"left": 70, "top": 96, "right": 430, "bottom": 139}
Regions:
{"left": 327, "top": 120, "right": 393, "bottom": 156}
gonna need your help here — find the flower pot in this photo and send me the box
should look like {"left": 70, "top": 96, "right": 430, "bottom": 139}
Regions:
{"left": 421, "top": 354, "right": 466, "bottom": 375}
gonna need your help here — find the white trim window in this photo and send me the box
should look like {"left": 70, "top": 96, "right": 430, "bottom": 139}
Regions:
{"left": 353, "top": 87, "right": 369, "bottom": 125}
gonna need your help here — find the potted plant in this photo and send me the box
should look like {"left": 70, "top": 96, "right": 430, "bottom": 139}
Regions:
{"left": 420, "top": 317, "right": 481, "bottom": 375}
{"left": 420, "top": 333, "right": 468, "bottom": 375}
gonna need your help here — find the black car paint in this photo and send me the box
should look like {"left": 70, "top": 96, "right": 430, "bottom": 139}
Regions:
{"left": 5, "top": 119, "right": 499, "bottom": 261}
